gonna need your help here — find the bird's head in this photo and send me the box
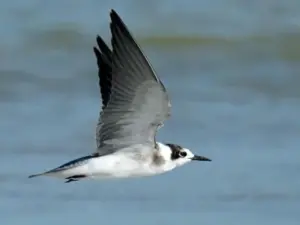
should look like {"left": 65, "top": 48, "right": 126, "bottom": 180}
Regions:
{"left": 160, "top": 143, "right": 211, "bottom": 167}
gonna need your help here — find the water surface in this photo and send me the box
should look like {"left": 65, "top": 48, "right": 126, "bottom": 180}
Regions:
{"left": 1, "top": 1, "right": 300, "bottom": 225}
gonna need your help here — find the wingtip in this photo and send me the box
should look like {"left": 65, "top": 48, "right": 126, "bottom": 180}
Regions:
{"left": 110, "top": 9, "right": 123, "bottom": 25}
{"left": 109, "top": 9, "right": 135, "bottom": 46}
{"left": 96, "top": 35, "right": 101, "bottom": 42}
{"left": 93, "top": 46, "right": 99, "bottom": 55}
{"left": 110, "top": 9, "right": 117, "bottom": 16}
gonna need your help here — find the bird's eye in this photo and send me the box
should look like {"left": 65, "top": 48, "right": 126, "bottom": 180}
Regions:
{"left": 179, "top": 151, "right": 187, "bottom": 157}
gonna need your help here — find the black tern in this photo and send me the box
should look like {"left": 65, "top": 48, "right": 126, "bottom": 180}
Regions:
{"left": 28, "top": 10, "right": 211, "bottom": 183}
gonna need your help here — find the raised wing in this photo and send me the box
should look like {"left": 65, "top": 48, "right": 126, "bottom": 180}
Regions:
{"left": 93, "top": 10, "right": 171, "bottom": 155}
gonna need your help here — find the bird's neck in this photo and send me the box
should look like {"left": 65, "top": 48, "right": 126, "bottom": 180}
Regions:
{"left": 156, "top": 141, "right": 170, "bottom": 154}
{"left": 148, "top": 142, "right": 175, "bottom": 173}
{"left": 154, "top": 142, "right": 173, "bottom": 162}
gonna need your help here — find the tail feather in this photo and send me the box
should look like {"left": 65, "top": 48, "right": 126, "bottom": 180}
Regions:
{"left": 28, "top": 173, "right": 46, "bottom": 178}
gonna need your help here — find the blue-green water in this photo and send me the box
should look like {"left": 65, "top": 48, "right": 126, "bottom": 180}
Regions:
{"left": 1, "top": 1, "right": 300, "bottom": 224}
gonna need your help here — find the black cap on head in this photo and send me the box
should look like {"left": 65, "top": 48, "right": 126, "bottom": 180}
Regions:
{"left": 165, "top": 143, "right": 183, "bottom": 160}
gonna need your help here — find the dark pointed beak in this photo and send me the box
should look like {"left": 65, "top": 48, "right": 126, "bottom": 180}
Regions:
{"left": 191, "top": 155, "right": 211, "bottom": 161}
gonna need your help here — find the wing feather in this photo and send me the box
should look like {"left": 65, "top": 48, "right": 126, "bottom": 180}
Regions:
{"left": 93, "top": 10, "right": 171, "bottom": 155}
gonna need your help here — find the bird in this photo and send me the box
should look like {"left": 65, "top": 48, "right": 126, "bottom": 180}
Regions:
{"left": 28, "top": 9, "right": 211, "bottom": 183}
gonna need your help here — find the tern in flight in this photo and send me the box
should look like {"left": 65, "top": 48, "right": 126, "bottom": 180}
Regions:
{"left": 29, "top": 10, "right": 211, "bottom": 183}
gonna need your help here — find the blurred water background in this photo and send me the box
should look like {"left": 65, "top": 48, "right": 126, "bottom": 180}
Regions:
{"left": 1, "top": 0, "right": 300, "bottom": 224}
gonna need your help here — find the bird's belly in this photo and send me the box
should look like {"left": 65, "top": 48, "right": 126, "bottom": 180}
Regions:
{"left": 87, "top": 155, "right": 161, "bottom": 179}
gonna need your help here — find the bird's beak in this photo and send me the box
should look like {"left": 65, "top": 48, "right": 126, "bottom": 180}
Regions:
{"left": 191, "top": 155, "right": 211, "bottom": 161}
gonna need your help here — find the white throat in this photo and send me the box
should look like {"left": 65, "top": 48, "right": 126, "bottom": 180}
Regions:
{"left": 153, "top": 142, "right": 177, "bottom": 172}
{"left": 156, "top": 142, "right": 172, "bottom": 160}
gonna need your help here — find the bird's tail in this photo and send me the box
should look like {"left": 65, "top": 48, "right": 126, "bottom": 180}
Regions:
{"left": 28, "top": 172, "right": 46, "bottom": 178}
